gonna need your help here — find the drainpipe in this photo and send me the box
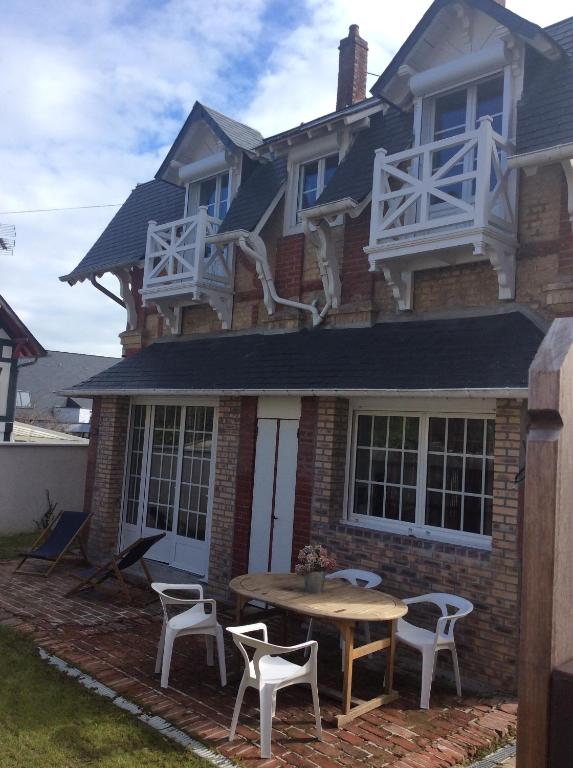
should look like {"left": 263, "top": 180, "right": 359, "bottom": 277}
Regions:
{"left": 237, "top": 233, "right": 323, "bottom": 326}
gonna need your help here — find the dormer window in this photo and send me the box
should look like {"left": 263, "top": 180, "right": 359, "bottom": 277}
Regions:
{"left": 198, "top": 172, "right": 230, "bottom": 220}
{"left": 297, "top": 154, "right": 339, "bottom": 213}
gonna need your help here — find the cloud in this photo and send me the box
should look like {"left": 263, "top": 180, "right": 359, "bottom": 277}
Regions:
{"left": 1, "top": 0, "right": 571, "bottom": 356}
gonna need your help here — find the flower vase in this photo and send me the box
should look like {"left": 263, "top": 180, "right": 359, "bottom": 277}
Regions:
{"left": 304, "top": 571, "right": 325, "bottom": 594}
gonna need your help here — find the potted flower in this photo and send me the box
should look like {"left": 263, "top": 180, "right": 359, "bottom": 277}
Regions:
{"left": 295, "top": 544, "right": 337, "bottom": 593}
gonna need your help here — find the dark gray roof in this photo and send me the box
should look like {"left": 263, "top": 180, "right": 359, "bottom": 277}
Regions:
{"left": 16, "top": 350, "right": 120, "bottom": 413}
{"left": 219, "top": 158, "right": 287, "bottom": 234}
{"left": 371, "top": 0, "right": 563, "bottom": 98}
{"left": 263, "top": 97, "right": 381, "bottom": 146}
{"left": 517, "top": 16, "right": 573, "bottom": 154}
{"left": 156, "top": 102, "right": 263, "bottom": 181}
{"left": 317, "top": 108, "right": 413, "bottom": 206}
{"left": 60, "top": 180, "right": 185, "bottom": 283}
{"left": 65, "top": 311, "right": 542, "bottom": 395}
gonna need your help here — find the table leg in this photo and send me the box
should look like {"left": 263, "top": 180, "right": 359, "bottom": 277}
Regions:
{"left": 341, "top": 621, "right": 355, "bottom": 715}
{"left": 384, "top": 619, "right": 396, "bottom": 695}
{"left": 235, "top": 595, "right": 247, "bottom": 625}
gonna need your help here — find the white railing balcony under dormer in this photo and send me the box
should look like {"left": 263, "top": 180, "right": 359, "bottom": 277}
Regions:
{"left": 141, "top": 205, "right": 233, "bottom": 301}
{"left": 367, "top": 116, "right": 517, "bottom": 262}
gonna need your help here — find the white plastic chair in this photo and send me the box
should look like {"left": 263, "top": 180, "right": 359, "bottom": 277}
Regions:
{"left": 152, "top": 582, "right": 227, "bottom": 689}
{"left": 396, "top": 592, "right": 474, "bottom": 709}
{"left": 306, "top": 568, "right": 382, "bottom": 664}
{"left": 227, "top": 622, "right": 322, "bottom": 759}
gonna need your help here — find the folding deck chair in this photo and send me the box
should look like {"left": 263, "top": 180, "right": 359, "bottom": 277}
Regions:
{"left": 65, "top": 532, "right": 166, "bottom": 602}
{"left": 14, "top": 510, "right": 91, "bottom": 577}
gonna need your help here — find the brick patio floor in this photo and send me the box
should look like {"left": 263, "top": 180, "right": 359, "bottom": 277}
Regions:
{"left": 0, "top": 560, "right": 517, "bottom": 768}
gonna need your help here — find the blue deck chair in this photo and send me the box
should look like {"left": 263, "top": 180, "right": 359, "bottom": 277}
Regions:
{"left": 14, "top": 510, "right": 91, "bottom": 577}
{"left": 65, "top": 532, "right": 166, "bottom": 602}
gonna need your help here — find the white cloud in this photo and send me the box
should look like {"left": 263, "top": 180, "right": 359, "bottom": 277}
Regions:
{"left": 2, "top": 0, "right": 571, "bottom": 356}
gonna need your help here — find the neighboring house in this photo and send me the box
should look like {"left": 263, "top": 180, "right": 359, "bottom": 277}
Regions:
{"left": 15, "top": 350, "right": 120, "bottom": 437}
{"left": 0, "top": 295, "right": 45, "bottom": 442}
{"left": 60, "top": 0, "right": 573, "bottom": 694}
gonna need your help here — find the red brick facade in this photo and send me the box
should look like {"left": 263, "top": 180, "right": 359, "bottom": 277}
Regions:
{"left": 231, "top": 396, "right": 258, "bottom": 578}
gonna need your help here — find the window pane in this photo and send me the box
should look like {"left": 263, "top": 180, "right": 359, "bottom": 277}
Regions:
{"left": 444, "top": 493, "right": 462, "bottom": 530}
{"left": 434, "top": 88, "right": 467, "bottom": 137}
{"left": 354, "top": 483, "right": 369, "bottom": 515}
{"left": 464, "top": 496, "right": 482, "bottom": 534}
{"left": 371, "top": 449, "right": 386, "bottom": 483}
{"left": 427, "top": 452, "right": 444, "bottom": 490}
{"left": 484, "top": 458, "right": 494, "bottom": 496}
{"left": 465, "top": 456, "right": 483, "bottom": 494}
{"left": 447, "top": 419, "right": 465, "bottom": 454}
{"left": 445, "top": 455, "right": 463, "bottom": 492}
{"left": 486, "top": 420, "right": 495, "bottom": 455}
{"left": 385, "top": 486, "right": 400, "bottom": 520}
{"left": 466, "top": 419, "right": 485, "bottom": 455}
{"left": 355, "top": 449, "right": 370, "bottom": 480}
{"left": 402, "top": 488, "right": 416, "bottom": 523}
{"left": 403, "top": 452, "right": 418, "bottom": 486}
{"left": 199, "top": 177, "right": 217, "bottom": 216}
{"left": 428, "top": 417, "right": 446, "bottom": 452}
{"left": 426, "top": 491, "right": 443, "bottom": 527}
{"left": 387, "top": 451, "right": 402, "bottom": 484}
{"left": 357, "top": 415, "right": 372, "bottom": 446}
{"left": 476, "top": 77, "right": 504, "bottom": 134}
{"left": 324, "top": 154, "right": 338, "bottom": 187}
{"left": 404, "top": 417, "right": 419, "bottom": 450}
{"left": 388, "top": 416, "right": 403, "bottom": 449}
{"left": 373, "top": 416, "right": 388, "bottom": 447}
{"left": 483, "top": 498, "right": 493, "bottom": 536}
{"left": 218, "top": 173, "right": 229, "bottom": 218}
{"left": 300, "top": 160, "right": 319, "bottom": 210}
{"left": 370, "top": 484, "right": 384, "bottom": 517}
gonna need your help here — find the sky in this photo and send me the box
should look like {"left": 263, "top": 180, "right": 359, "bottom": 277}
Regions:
{"left": 1, "top": 0, "right": 571, "bottom": 357}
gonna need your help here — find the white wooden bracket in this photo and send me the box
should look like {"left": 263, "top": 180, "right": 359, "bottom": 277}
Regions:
{"left": 370, "top": 260, "right": 413, "bottom": 311}
{"left": 304, "top": 218, "right": 341, "bottom": 309}
{"left": 114, "top": 268, "right": 139, "bottom": 331}
{"left": 562, "top": 159, "right": 573, "bottom": 228}
{"left": 237, "top": 233, "right": 275, "bottom": 316}
{"left": 476, "top": 241, "right": 516, "bottom": 300}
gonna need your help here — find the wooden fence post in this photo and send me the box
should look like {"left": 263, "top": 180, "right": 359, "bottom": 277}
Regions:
{"left": 517, "top": 318, "right": 573, "bottom": 767}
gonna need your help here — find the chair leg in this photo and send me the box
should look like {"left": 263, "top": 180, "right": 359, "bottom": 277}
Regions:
{"left": 420, "top": 648, "right": 435, "bottom": 709}
{"left": 205, "top": 635, "right": 214, "bottom": 667}
{"left": 229, "top": 675, "right": 247, "bottom": 741}
{"left": 451, "top": 647, "right": 462, "bottom": 697}
{"left": 311, "top": 679, "right": 322, "bottom": 741}
{"left": 161, "top": 628, "right": 176, "bottom": 688}
{"left": 216, "top": 625, "right": 227, "bottom": 687}
{"left": 271, "top": 691, "right": 277, "bottom": 718}
{"left": 260, "top": 685, "right": 274, "bottom": 759}
{"left": 155, "top": 620, "right": 166, "bottom": 674}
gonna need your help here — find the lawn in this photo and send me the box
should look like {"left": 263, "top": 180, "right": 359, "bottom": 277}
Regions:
{"left": 0, "top": 625, "right": 212, "bottom": 768}
{"left": 0, "top": 530, "right": 38, "bottom": 560}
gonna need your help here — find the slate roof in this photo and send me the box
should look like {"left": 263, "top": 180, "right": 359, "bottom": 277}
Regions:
{"left": 517, "top": 16, "right": 573, "bottom": 154}
{"left": 370, "top": 0, "right": 564, "bottom": 98}
{"left": 60, "top": 180, "right": 185, "bottom": 283}
{"left": 218, "top": 157, "right": 288, "bottom": 234}
{"left": 0, "top": 295, "right": 45, "bottom": 358}
{"left": 63, "top": 311, "right": 543, "bottom": 395}
{"left": 156, "top": 102, "right": 263, "bottom": 181}
{"left": 16, "top": 350, "right": 120, "bottom": 413}
{"left": 317, "top": 108, "right": 413, "bottom": 206}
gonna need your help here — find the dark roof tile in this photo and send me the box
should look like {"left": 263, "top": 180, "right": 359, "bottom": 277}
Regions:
{"left": 66, "top": 312, "right": 542, "bottom": 394}
{"left": 219, "top": 157, "right": 287, "bottom": 234}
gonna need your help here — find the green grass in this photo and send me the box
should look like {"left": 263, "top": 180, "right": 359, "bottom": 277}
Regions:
{"left": 0, "top": 626, "right": 212, "bottom": 767}
{"left": 0, "top": 531, "right": 38, "bottom": 560}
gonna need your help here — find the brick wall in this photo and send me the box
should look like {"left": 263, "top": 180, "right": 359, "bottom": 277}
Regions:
{"left": 231, "top": 397, "right": 258, "bottom": 578}
{"left": 274, "top": 234, "right": 305, "bottom": 299}
{"left": 88, "top": 396, "right": 130, "bottom": 558}
{"left": 291, "top": 397, "right": 318, "bottom": 567}
{"left": 310, "top": 396, "right": 524, "bottom": 692}
{"left": 207, "top": 396, "right": 243, "bottom": 598}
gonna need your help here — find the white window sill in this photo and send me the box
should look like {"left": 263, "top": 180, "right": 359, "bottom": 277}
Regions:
{"left": 343, "top": 515, "right": 493, "bottom": 552}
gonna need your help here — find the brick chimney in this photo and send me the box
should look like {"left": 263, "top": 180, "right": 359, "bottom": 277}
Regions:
{"left": 336, "top": 24, "right": 368, "bottom": 111}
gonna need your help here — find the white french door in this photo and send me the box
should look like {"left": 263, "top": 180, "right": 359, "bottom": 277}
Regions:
{"left": 120, "top": 402, "right": 216, "bottom": 576}
{"left": 248, "top": 398, "right": 300, "bottom": 574}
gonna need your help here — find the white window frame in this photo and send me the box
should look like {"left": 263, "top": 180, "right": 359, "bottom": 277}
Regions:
{"left": 345, "top": 401, "right": 495, "bottom": 550}
{"left": 186, "top": 170, "right": 232, "bottom": 220}
{"left": 119, "top": 398, "right": 219, "bottom": 577}
{"left": 296, "top": 154, "right": 338, "bottom": 217}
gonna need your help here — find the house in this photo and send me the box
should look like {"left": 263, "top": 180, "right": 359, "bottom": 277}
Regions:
{"left": 0, "top": 295, "right": 45, "bottom": 442}
{"left": 15, "top": 350, "right": 120, "bottom": 438}
{"left": 59, "top": 0, "right": 573, "bottom": 694}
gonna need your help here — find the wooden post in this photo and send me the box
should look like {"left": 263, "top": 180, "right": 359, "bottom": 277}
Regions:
{"left": 517, "top": 318, "right": 573, "bottom": 768}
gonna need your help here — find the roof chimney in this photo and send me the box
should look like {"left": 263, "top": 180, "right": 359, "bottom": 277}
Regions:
{"left": 336, "top": 25, "right": 368, "bottom": 111}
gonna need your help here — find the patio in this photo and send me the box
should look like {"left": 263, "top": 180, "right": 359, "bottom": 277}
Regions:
{"left": 0, "top": 560, "right": 517, "bottom": 768}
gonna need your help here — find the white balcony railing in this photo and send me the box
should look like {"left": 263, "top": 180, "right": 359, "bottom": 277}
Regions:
{"left": 368, "top": 116, "right": 517, "bottom": 251}
{"left": 142, "top": 206, "right": 233, "bottom": 296}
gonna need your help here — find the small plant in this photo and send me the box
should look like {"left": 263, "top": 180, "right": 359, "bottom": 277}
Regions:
{"left": 295, "top": 544, "right": 337, "bottom": 576}
{"left": 35, "top": 490, "right": 58, "bottom": 531}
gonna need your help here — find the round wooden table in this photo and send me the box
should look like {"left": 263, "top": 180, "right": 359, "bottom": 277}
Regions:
{"left": 229, "top": 573, "right": 407, "bottom": 726}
